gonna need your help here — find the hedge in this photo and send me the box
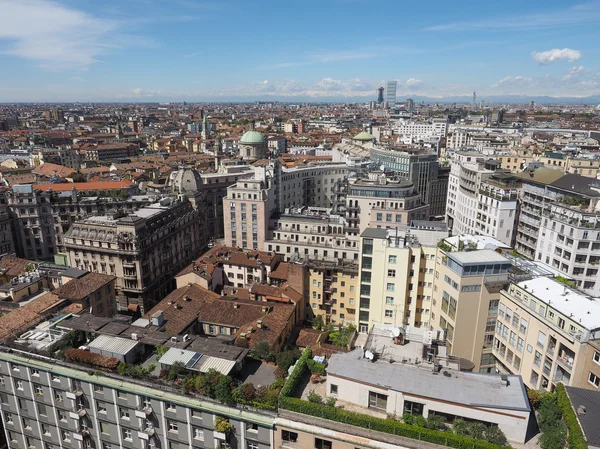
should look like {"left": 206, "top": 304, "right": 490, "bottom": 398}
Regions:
{"left": 279, "top": 397, "right": 511, "bottom": 449}
{"left": 555, "top": 384, "right": 588, "bottom": 449}
{"left": 280, "top": 346, "right": 312, "bottom": 398}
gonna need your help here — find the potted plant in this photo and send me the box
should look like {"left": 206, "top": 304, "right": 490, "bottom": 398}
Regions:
{"left": 214, "top": 416, "right": 231, "bottom": 440}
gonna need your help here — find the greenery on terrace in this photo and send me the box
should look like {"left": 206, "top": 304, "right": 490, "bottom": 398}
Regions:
{"left": 279, "top": 347, "right": 511, "bottom": 449}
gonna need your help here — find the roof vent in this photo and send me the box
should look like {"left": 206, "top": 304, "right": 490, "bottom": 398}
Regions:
{"left": 183, "top": 295, "right": 190, "bottom": 302}
{"left": 577, "top": 405, "right": 586, "bottom": 415}
{"left": 233, "top": 303, "right": 240, "bottom": 309}
{"left": 257, "top": 320, "right": 264, "bottom": 329}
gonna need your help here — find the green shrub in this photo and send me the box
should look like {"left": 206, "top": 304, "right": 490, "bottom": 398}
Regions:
{"left": 556, "top": 384, "right": 588, "bottom": 449}
{"left": 276, "top": 349, "right": 299, "bottom": 373}
{"left": 485, "top": 427, "right": 508, "bottom": 446}
{"left": 307, "top": 390, "right": 322, "bottom": 404}
{"left": 215, "top": 376, "right": 235, "bottom": 405}
{"left": 527, "top": 389, "right": 552, "bottom": 410}
{"left": 537, "top": 392, "right": 566, "bottom": 449}
{"left": 280, "top": 397, "right": 509, "bottom": 449}
{"left": 306, "top": 359, "right": 326, "bottom": 375}
{"left": 280, "top": 347, "right": 312, "bottom": 398}
{"left": 325, "top": 396, "right": 337, "bottom": 407}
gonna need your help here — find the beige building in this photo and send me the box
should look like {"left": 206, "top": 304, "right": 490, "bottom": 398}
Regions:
{"left": 495, "top": 276, "right": 600, "bottom": 392}
{"left": 431, "top": 248, "right": 512, "bottom": 372}
{"left": 306, "top": 259, "right": 358, "bottom": 325}
{"left": 64, "top": 196, "right": 206, "bottom": 313}
{"left": 357, "top": 225, "right": 446, "bottom": 333}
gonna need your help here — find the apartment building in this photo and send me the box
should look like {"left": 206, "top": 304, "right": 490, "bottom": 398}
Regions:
{"left": 357, "top": 225, "right": 446, "bottom": 333}
{"left": 446, "top": 154, "right": 510, "bottom": 238}
{"left": 264, "top": 207, "right": 359, "bottom": 263}
{"left": 0, "top": 205, "right": 14, "bottom": 256}
{"left": 0, "top": 343, "right": 273, "bottom": 449}
{"left": 345, "top": 173, "right": 429, "bottom": 237}
{"left": 515, "top": 168, "right": 600, "bottom": 296}
{"left": 494, "top": 276, "right": 600, "bottom": 392}
{"left": 305, "top": 259, "right": 358, "bottom": 325}
{"left": 84, "top": 142, "right": 139, "bottom": 161}
{"left": 432, "top": 248, "right": 512, "bottom": 372}
{"left": 5, "top": 184, "right": 150, "bottom": 260}
{"left": 64, "top": 196, "right": 206, "bottom": 313}
{"left": 369, "top": 149, "right": 447, "bottom": 216}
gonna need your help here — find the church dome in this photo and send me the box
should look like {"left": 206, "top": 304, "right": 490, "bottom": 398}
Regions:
{"left": 170, "top": 168, "right": 202, "bottom": 194}
{"left": 240, "top": 130, "right": 265, "bottom": 144}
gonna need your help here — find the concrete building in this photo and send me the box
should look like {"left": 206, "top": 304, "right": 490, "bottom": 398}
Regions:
{"left": 370, "top": 149, "right": 447, "bottom": 217}
{"left": 515, "top": 168, "right": 600, "bottom": 296}
{"left": 386, "top": 81, "right": 397, "bottom": 109}
{"left": 431, "top": 248, "right": 512, "bottom": 373}
{"left": 64, "top": 196, "right": 206, "bottom": 313}
{"left": 494, "top": 276, "right": 600, "bottom": 392}
{"left": 345, "top": 173, "right": 429, "bottom": 236}
{"left": 325, "top": 348, "right": 531, "bottom": 443}
{"left": 357, "top": 225, "right": 446, "bottom": 333}
{"left": 84, "top": 143, "right": 139, "bottom": 162}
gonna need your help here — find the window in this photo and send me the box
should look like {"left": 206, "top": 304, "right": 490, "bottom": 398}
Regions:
{"left": 61, "top": 430, "right": 70, "bottom": 441}
{"left": 97, "top": 401, "right": 107, "bottom": 413}
{"left": 117, "top": 390, "right": 126, "bottom": 399}
{"left": 247, "top": 444, "right": 259, "bottom": 449}
{"left": 594, "top": 351, "right": 600, "bottom": 365}
{"left": 282, "top": 430, "right": 298, "bottom": 447}
{"left": 31, "top": 368, "right": 40, "bottom": 376}
{"left": 404, "top": 400, "right": 424, "bottom": 416}
{"left": 123, "top": 428, "right": 132, "bottom": 440}
{"left": 388, "top": 255, "right": 397, "bottom": 264}
{"left": 247, "top": 423, "right": 258, "bottom": 432}
{"left": 15, "top": 380, "right": 23, "bottom": 390}
{"left": 590, "top": 372, "right": 600, "bottom": 388}
{"left": 120, "top": 408, "right": 129, "bottom": 419}
{"left": 100, "top": 422, "right": 110, "bottom": 435}
{"left": 55, "top": 391, "right": 64, "bottom": 402}
{"left": 23, "top": 418, "right": 32, "bottom": 430}
{"left": 0, "top": 376, "right": 3, "bottom": 385}
{"left": 35, "top": 385, "right": 43, "bottom": 395}
{"left": 94, "top": 384, "right": 103, "bottom": 393}
{"left": 103, "top": 444, "right": 111, "bottom": 449}
{"left": 38, "top": 403, "right": 47, "bottom": 416}
{"left": 5, "top": 412, "right": 13, "bottom": 423}
{"left": 315, "top": 438, "right": 332, "bottom": 449}
{"left": 385, "top": 310, "right": 393, "bottom": 318}
{"left": 386, "top": 283, "right": 395, "bottom": 292}
{"left": 168, "top": 421, "right": 178, "bottom": 432}
{"left": 330, "top": 384, "right": 338, "bottom": 395}
{"left": 387, "top": 269, "right": 396, "bottom": 278}
{"left": 166, "top": 402, "right": 176, "bottom": 411}
{"left": 385, "top": 296, "right": 394, "bottom": 305}
{"left": 537, "top": 331, "right": 547, "bottom": 349}
{"left": 368, "top": 391, "right": 388, "bottom": 410}
{"left": 58, "top": 410, "right": 66, "bottom": 421}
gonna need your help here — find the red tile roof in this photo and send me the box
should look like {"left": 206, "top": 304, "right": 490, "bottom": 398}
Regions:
{"left": 32, "top": 163, "right": 76, "bottom": 178}
{"left": 0, "top": 255, "right": 34, "bottom": 278}
{"left": 33, "top": 181, "right": 134, "bottom": 192}
{"left": 54, "top": 273, "right": 116, "bottom": 301}
{"left": 0, "top": 293, "right": 67, "bottom": 341}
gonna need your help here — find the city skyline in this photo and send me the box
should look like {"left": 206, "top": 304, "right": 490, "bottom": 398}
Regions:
{"left": 0, "top": 0, "right": 600, "bottom": 102}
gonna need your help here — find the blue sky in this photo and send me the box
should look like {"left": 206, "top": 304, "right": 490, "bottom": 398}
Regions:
{"left": 1, "top": 0, "right": 600, "bottom": 101}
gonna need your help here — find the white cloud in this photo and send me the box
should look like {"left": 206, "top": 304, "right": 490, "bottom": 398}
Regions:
{"left": 492, "top": 76, "right": 533, "bottom": 88}
{"left": 563, "top": 65, "right": 586, "bottom": 80}
{"left": 0, "top": 0, "right": 131, "bottom": 70}
{"left": 531, "top": 48, "right": 582, "bottom": 64}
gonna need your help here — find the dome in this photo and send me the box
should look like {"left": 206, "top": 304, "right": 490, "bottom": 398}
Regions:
{"left": 353, "top": 131, "right": 375, "bottom": 141}
{"left": 240, "top": 130, "right": 265, "bottom": 144}
{"left": 170, "top": 168, "right": 202, "bottom": 194}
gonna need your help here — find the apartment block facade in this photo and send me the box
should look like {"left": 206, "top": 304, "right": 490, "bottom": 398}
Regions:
{"left": 494, "top": 276, "right": 600, "bottom": 392}
{"left": 0, "top": 351, "right": 273, "bottom": 449}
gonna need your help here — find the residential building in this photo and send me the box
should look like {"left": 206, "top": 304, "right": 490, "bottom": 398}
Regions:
{"left": 357, "top": 225, "right": 445, "bottom": 332}
{"left": 494, "top": 276, "right": 600, "bottom": 392}
{"left": 53, "top": 272, "right": 117, "bottom": 318}
{"left": 64, "top": 196, "right": 206, "bottom": 313}
{"left": 431, "top": 248, "right": 512, "bottom": 372}
{"left": 0, "top": 206, "right": 14, "bottom": 256}
{"left": 306, "top": 258, "right": 358, "bottom": 325}
{"left": 325, "top": 348, "right": 531, "bottom": 443}
{"left": 515, "top": 168, "right": 600, "bottom": 296}
{"left": 84, "top": 142, "right": 139, "bottom": 161}
{"left": 370, "top": 149, "right": 447, "bottom": 216}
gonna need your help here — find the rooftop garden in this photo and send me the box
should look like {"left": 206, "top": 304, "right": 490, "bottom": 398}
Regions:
{"left": 279, "top": 347, "right": 511, "bottom": 449}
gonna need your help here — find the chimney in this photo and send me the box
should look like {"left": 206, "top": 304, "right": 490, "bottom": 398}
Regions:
{"left": 257, "top": 320, "right": 264, "bottom": 329}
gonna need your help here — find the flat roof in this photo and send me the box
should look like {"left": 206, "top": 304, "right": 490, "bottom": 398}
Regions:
{"left": 445, "top": 235, "right": 511, "bottom": 250}
{"left": 361, "top": 228, "right": 388, "bottom": 239}
{"left": 516, "top": 277, "right": 600, "bottom": 330}
{"left": 448, "top": 249, "right": 508, "bottom": 265}
{"left": 565, "top": 387, "right": 600, "bottom": 446}
{"left": 328, "top": 349, "right": 530, "bottom": 412}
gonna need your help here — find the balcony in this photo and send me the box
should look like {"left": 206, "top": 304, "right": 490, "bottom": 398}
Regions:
{"left": 139, "top": 425, "right": 155, "bottom": 437}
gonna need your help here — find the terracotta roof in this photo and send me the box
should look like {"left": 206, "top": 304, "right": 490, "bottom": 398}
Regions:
{"left": 0, "top": 292, "right": 66, "bottom": 341}
{"left": 32, "top": 162, "right": 76, "bottom": 178}
{"left": 4, "top": 173, "right": 36, "bottom": 185}
{"left": 0, "top": 255, "right": 34, "bottom": 278}
{"left": 54, "top": 273, "right": 116, "bottom": 301}
{"left": 269, "top": 262, "right": 289, "bottom": 280}
{"left": 79, "top": 166, "right": 111, "bottom": 174}
{"left": 296, "top": 328, "right": 326, "bottom": 348}
{"left": 94, "top": 143, "right": 137, "bottom": 151}
{"left": 33, "top": 180, "right": 133, "bottom": 192}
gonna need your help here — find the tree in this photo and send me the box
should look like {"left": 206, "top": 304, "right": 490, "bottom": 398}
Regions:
{"left": 252, "top": 340, "right": 273, "bottom": 361}
{"left": 197, "top": 369, "right": 223, "bottom": 398}
{"left": 424, "top": 414, "right": 446, "bottom": 431}
{"left": 215, "top": 376, "right": 235, "bottom": 405}
{"left": 485, "top": 426, "right": 508, "bottom": 446}
{"left": 167, "top": 362, "right": 186, "bottom": 380}
{"left": 313, "top": 315, "right": 324, "bottom": 330}
{"left": 276, "top": 350, "right": 297, "bottom": 373}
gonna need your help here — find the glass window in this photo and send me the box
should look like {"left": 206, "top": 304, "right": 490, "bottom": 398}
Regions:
{"left": 368, "top": 391, "right": 388, "bottom": 410}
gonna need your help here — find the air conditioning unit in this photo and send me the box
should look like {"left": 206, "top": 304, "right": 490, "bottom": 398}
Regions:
{"left": 170, "top": 336, "right": 178, "bottom": 343}
{"left": 131, "top": 333, "right": 138, "bottom": 341}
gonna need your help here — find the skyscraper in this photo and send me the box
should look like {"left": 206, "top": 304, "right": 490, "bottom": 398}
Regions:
{"left": 377, "top": 87, "right": 384, "bottom": 103}
{"left": 386, "top": 80, "right": 397, "bottom": 108}
{"left": 406, "top": 97, "right": 414, "bottom": 112}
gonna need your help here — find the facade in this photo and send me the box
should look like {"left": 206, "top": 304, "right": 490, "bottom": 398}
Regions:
{"left": 494, "top": 276, "right": 600, "bottom": 392}
{"left": 345, "top": 173, "right": 429, "bottom": 236}
{"left": 64, "top": 196, "right": 206, "bottom": 313}
{"left": 0, "top": 205, "right": 14, "bottom": 256}
{"left": 431, "top": 248, "right": 512, "bottom": 373}
{"left": 84, "top": 143, "right": 139, "bottom": 161}
{"left": 306, "top": 258, "right": 358, "bottom": 325}
{"left": 446, "top": 154, "right": 506, "bottom": 237}
{"left": 0, "top": 351, "right": 273, "bottom": 449}
{"left": 358, "top": 226, "right": 445, "bottom": 332}
{"left": 515, "top": 169, "right": 600, "bottom": 296}
{"left": 370, "top": 149, "right": 447, "bottom": 216}
{"left": 326, "top": 349, "right": 531, "bottom": 443}
{"left": 386, "top": 81, "right": 397, "bottom": 109}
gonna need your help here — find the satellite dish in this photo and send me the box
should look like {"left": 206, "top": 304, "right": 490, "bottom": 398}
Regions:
{"left": 391, "top": 328, "right": 401, "bottom": 338}
{"left": 365, "top": 350, "right": 374, "bottom": 361}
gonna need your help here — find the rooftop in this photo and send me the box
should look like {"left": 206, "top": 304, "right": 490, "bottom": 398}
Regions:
{"left": 448, "top": 249, "right": 509, "bottom": 265}
{"left": 54, "top": 272, "right": 116, "bottom": 301}
{"left": 565, "top": 386, "right": 600, "bottom": 446}
{"left": 515, "top": 276, "right": 600, "bottom": 330}
{"left": 328, "top": 349, "right": 530, "bottom": 412}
